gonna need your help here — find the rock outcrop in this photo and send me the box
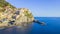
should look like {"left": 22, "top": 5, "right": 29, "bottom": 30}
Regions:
{"left": 0, "top": 0, "right": 34, "bottom": 28}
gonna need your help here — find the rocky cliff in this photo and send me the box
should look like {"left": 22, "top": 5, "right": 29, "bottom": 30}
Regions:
{"left": 0, "top": 0, "right": 34, "bottom": 28}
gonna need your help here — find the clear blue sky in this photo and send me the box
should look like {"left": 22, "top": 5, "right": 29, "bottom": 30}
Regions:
{"left": 6, "top": 0, "right": 60, "bottom": 17}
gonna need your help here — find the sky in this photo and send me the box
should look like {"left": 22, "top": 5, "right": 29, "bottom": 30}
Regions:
{"left": 6, "top": 0, "right": 60, "bottom": 17}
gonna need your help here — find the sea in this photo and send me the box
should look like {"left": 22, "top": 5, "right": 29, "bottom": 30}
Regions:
{"left": 0, "top": 17, "right": 60, "bottom": 34}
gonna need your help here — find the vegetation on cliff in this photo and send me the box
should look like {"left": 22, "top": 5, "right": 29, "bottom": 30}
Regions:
{"left": 0, "top": 0, "right": 16, "bottom": 12}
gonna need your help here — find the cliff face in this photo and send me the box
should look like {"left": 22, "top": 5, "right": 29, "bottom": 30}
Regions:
{"left": 0, "top": 0, "right": 34, "bottom": 28}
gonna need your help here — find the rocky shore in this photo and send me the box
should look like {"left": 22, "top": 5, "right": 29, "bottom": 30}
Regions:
{"left": 0, "top": 0, "right": 34, "bottom": 28}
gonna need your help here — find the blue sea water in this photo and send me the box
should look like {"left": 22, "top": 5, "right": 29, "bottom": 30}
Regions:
{"left": 31, "top": 17, "right": 60, "bottom": 34}
{"left": 0, "top": 17, "right": 60, "bottom": 34}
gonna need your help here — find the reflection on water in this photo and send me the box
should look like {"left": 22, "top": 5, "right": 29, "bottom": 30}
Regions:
{"left": 0, "top": 23, "right": 33, "bottom": 34}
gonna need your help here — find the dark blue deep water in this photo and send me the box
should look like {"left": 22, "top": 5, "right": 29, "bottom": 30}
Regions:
{"left": 0, "top": 17, "right": 60, "bottom": 34}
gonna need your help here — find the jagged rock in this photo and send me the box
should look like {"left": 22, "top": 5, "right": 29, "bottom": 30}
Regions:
{"left": 0, "top": 0, "right": 34, "bottom": 28}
